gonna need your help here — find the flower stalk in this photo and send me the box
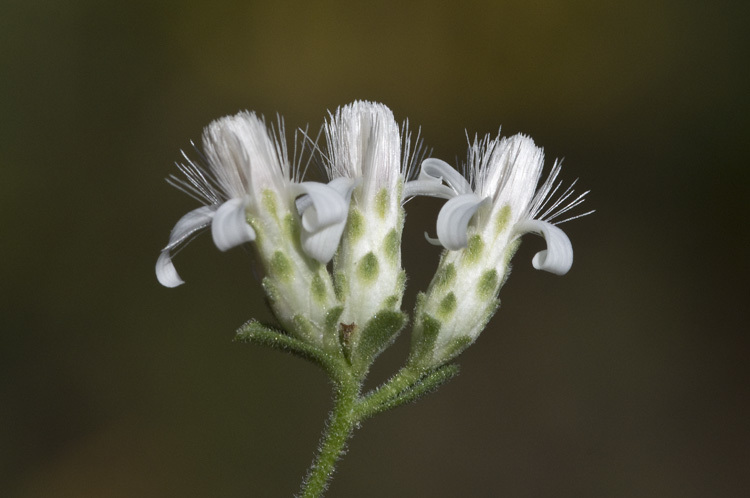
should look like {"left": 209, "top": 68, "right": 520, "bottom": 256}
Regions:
{"left": 237, "top": 321, "right": 460, "bottom": 497}
{"left": 299, "top": 376, "right": 359, "bottom": 498}
{"left": 296, "top": 363, "right": 461, "bottom": 497}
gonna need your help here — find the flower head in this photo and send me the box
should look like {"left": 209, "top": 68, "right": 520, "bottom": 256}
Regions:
{"left": 406, "top": 131, "right": 592, "bottom": 367}
{"left": 155, "top": 112, "right": 263, "bottom": 288}
{"left": 156, "top": 106, "right": 592, "bottom": 370}
{"left": 156, "top": 111, "right": 353, "bottom": 348}
{"left": 155, "top": 105, "right": 594, "bottom": 496}
{"left": 156, "top": 111, "right": 352, "bottom": 288}
{"left": 314, "top": 101, "right": 425, "bottom": 373}
{"left": 406, "top": 132, "right": 591, "bottom": 275}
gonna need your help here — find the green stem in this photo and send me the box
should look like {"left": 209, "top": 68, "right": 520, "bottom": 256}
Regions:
{"left": 356, "top": 366, "right": 419, "bottom": 419}
{"left": 356, "top": 363, "right": 460, "bottom": 420}
{"left": 299, "top": 378, "right": 360, "bottom": 498}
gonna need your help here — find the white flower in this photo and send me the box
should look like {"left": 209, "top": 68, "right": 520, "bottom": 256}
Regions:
{"left": 406, "top": 132, "right": 592, "bottom": 367}
{"left": 295, "top": 100, "right": 428, "bottom": 373}
{"left": 156, "top": 111, "right": 352, "bottom": 288}
{"left": 322, "top": 102, "right": 422, "bottom": 323}
{"left": 405, "top": 132, "right": 592, "bottom": 275}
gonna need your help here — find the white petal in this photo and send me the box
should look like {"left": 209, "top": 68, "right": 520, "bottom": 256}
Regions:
{"left": 424, "top": 232, "right": 443, "bottom": 246}
{"left": 301, "top": 219, "right": 348, "bottom": 263}
{"left": 435, "top": 193, "right": 488, "bottom": 250}
{"left": 295, "top": 178, "right": 356, "bottom": 263}
{"left": 163, "top": 206, "right": 216, "bottom": 251}
{"left": 326, "top": 177, "right": 359, "bottom": 199}
{"left": 403, "top": 158, "right": 474, "bottom": 200}
{"left": 293, "top": 181, "right": 349, "bottom": 231}
{"left": 156, "top": 206, "right": 216, "bottom": 287}
{"left": 156, "top": 250, "right": 184, "bottom": 288}
{"left": 295, "top": 177, "right": 357, "bottom": 213}
{"left": 420, "top": 158, "right": 473, "bottom": 195}
{"left": 295, "top": 192, "right": 313, "bottom": 213}
{"left": 211, "top": 198, "right": 256, "bottom": 252}
{"left": 514, "top": 219, "right": 573, "bottom": 275}
{"left": 402, "top": 179, "right": 456, "bottom": 200}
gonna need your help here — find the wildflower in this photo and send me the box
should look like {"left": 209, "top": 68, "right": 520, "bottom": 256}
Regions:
{"left": 316, "top": 101, "right": 424, "bottom": 373}
{"left": 406, "top": 132, "right": 592, "bottom": 367}
{"left": 156, "top": 111, "right": 351, "bottom": 348}
{"left": 323, "top": 102, "right": 404, "bottom": 315}
{"left": 157, "top": 106, "right": 594, "bottom": 496}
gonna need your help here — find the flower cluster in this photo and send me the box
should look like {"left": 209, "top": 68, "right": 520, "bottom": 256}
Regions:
{"left": 156, "top": 101, "right": 591, "bottom": 370}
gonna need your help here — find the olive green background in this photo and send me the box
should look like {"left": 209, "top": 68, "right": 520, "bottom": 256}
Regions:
{"left": 2, "top": 1, "right": 748, "bottom": 496}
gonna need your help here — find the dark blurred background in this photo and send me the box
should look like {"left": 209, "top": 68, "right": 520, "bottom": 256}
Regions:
{"left": 2, "top": 0, "right": 748, "bottom": 496}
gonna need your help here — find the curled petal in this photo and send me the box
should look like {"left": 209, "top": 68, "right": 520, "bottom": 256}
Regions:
{"left": 326, "top": 177, "right": 359, "bottom": 200}
{"left": 293, "top": 181, "right": 349, "bottom": 231}
{"left": 434, "top": 193, "right": 488, "bottom": 250}
{"left": 295, "top": 178, "right": 357, "bottom": 219}
{"left": 301, "top": 219, "right": 348, "bottom": 263}
{"left": 421, "top": 158, "right": 473, "bottom": 195}
{"left": 156, "top": 250, "right": 184, "bottom": 288}
{"left": 156, "top": 206, "right": 216, "bottom": 287}
{"left": 211, "top": 198, "right": 256, "bottom": 252}
{"left": 424, "top": 232, "right": 443, "bottom": 246}
{"left": 402, "top": 179, "right": 455, "bottom": 200}
{"left": 294, "top": 191, "right": 313, "bottom": 214}
{"left": 403, "top": 158, "right": 474, "bottom": 200}
{"left": 295, "top": 178, "right": 357, "bottom": 263}
{"left": 162, "top": 206, "right": 216, "bottom": 251}
{"left": 514, "top": 219, "right": 573, "bottom": 275}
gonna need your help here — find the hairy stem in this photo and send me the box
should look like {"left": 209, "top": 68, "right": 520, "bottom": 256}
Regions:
{"left": 357, "top": 364, "right": 460, "bottom": 420}
{"left": 356, "top": 366, "right": 420, "bottom": 419}
{"left": 299, "top": 378, "right": 360, "bottom": 498}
